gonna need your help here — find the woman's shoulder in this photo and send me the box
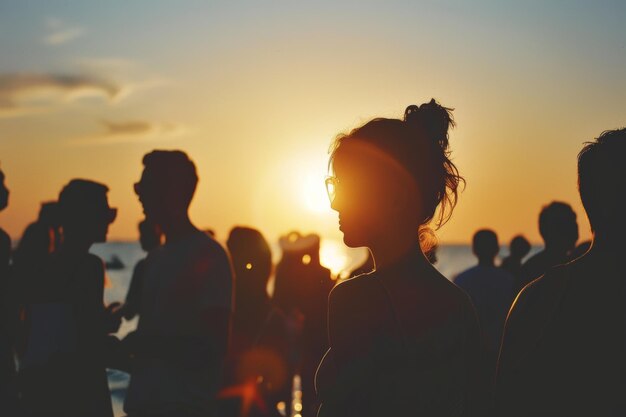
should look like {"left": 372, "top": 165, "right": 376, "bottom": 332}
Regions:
{"left": 332, "top": 271, "right": 380, "bottom": 294}
{"left": 330, "top": 272, "right": 389, "bottom": 308}
{"left": 418, "top": 266, "right": 475, "bottom": 308}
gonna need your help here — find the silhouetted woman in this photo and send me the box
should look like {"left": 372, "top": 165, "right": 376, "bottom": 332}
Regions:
{"left": 18, "top": 179, "right": 120, "bottom": 417}
{"left": 316, "top": 100, "right": 485, "bottom": 417}
{"left": 13, "top": 202, "right": 62, "bottom": 270}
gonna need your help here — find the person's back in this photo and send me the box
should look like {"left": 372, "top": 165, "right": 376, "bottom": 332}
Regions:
{"left": 496, "top": 128, "right": 626, "bottom": 416}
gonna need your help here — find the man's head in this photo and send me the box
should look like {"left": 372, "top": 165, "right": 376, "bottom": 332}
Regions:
{"left": 58, "top": 179, "right": 116, "bottom": 244}
{"left": 509, "top": 235, "right": 531, "bottom": 260}
{"left": 578, "top": 128, "right": 626, "bottom": 241}
{"left": 134, "top": 150, "right": 198, "bottom": 225}
{"left": 538, "top": 202, "right": 578, "bottom": 252}
{"left": 472, "top": 229, "right": 499, "bottom": 264}
{"left": 0, "top": 169, "right": 9, "bottom": 211}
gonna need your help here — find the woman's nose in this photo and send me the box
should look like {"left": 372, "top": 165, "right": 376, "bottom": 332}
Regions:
{"left": 330, "top": 192, "right": 343, "bottom": 212}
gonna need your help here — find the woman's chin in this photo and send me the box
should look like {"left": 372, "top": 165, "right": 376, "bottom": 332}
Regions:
{"left": 341, "top": 231, "right": 367, "bottom": 249}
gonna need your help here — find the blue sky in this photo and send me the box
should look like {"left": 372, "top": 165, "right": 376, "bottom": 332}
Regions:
{"left": 1, "top": 0, "right": 625, "bottom": 244}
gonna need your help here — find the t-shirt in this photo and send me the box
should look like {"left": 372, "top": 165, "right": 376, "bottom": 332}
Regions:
{"left": 124, "top": 231, "right": 233, "bottom": 416}
{"left": 454, "top": 266, "right": 514, "bottom": 353}
{"left": 316, "top": 250, "right": 487, "bottom": 417}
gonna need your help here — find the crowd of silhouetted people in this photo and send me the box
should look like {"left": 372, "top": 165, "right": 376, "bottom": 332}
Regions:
{"left": 0, "top": 102, "right": 625, "bottom": 417}
{"left": 0, "top": 152, "right": 334, "bottom": 417}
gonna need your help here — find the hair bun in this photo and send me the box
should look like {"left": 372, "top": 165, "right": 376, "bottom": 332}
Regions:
{"left": 404, "top": 98, "right": 455, "bottom": 151}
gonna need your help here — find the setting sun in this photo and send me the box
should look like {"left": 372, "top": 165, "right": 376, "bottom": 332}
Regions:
{"left": 300, "top": 173, "right": 331, "bottom": 214}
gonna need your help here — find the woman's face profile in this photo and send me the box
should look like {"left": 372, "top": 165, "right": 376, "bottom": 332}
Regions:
{"left": 81, "top": 195, "right": 117, "bottom": 244}
{"left": 330, "top": 151, "right": 396, "bottom": 249}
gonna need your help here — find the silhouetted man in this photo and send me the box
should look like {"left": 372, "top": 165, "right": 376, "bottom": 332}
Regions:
{"left": 455, "top": 230, "right": 514, "bottom": 359}
{"left": 514, "top": 202, "right": 578, "bottom": 295}
{"left": 500, "top": 235, "right": 531, "bottom": 284}
{"left": 0, "top": 168, "right": 17, "bottom": 413}
{"left": 125, "top": 151, "right": 233, "bottom": 417}
{"left": 496, "top": 129, "right": 626, "bottom": 416}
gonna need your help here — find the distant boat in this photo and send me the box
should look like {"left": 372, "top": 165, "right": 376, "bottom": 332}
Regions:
{"left": 105, "top": 255, "right": 125, "bottom": 270}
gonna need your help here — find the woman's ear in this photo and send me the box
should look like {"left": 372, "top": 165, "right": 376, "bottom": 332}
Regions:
{"left": 388, "top": 184, "right": 416, "bottom": 222}
{"left": 388, "top": 174, "right": 420, "bottom": 216}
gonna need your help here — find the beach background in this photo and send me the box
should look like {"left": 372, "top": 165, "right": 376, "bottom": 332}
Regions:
{"left": 2, "top": 1, "right": 625, "bottom": 415}
{"left": 93, "top": 239, "right": 541, "bottom": 417}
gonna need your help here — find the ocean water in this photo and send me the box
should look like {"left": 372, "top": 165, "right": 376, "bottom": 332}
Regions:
{"left": 90, "top": 240, "right": 541, "bottom": 416}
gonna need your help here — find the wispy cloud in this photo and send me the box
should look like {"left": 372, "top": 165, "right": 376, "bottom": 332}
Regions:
{"left": 0, "top": 72, "right": 127, "bottom": 118}
{"left": 67, "top": 119, "right": 186, "bottom": 146}
{"left": 74, "top": 57, "right": 169, "bottom": 94}
{"left": 43, "top": 17, "right": 85, "bottom": 46}
{"left": 76, "top": 57, "right": 136, "bottom": 72}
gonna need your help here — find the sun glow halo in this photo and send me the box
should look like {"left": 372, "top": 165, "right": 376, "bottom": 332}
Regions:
{"left": 300, "top": 173, "right": 331, "bottom": 214}
{"left": 319, "top": 239, "right": 349, "bottom": 278}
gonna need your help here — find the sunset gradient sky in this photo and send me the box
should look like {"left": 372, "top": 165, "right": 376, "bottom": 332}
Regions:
{"left": 1, "top": 1, "right": 625, "bottom": 246}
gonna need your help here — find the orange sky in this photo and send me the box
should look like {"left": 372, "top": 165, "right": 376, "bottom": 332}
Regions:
{"left": 2, "top": 1, "right": 625, "bottom": 246}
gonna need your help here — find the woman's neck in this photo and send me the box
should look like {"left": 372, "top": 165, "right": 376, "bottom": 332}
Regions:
{"left": 370, "top": 233, "right": 427, "bottom": 271}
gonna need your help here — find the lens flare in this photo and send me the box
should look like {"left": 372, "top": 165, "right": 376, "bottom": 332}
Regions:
{"left": 319, "top": 240, "right": 349, "bottom": 277}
